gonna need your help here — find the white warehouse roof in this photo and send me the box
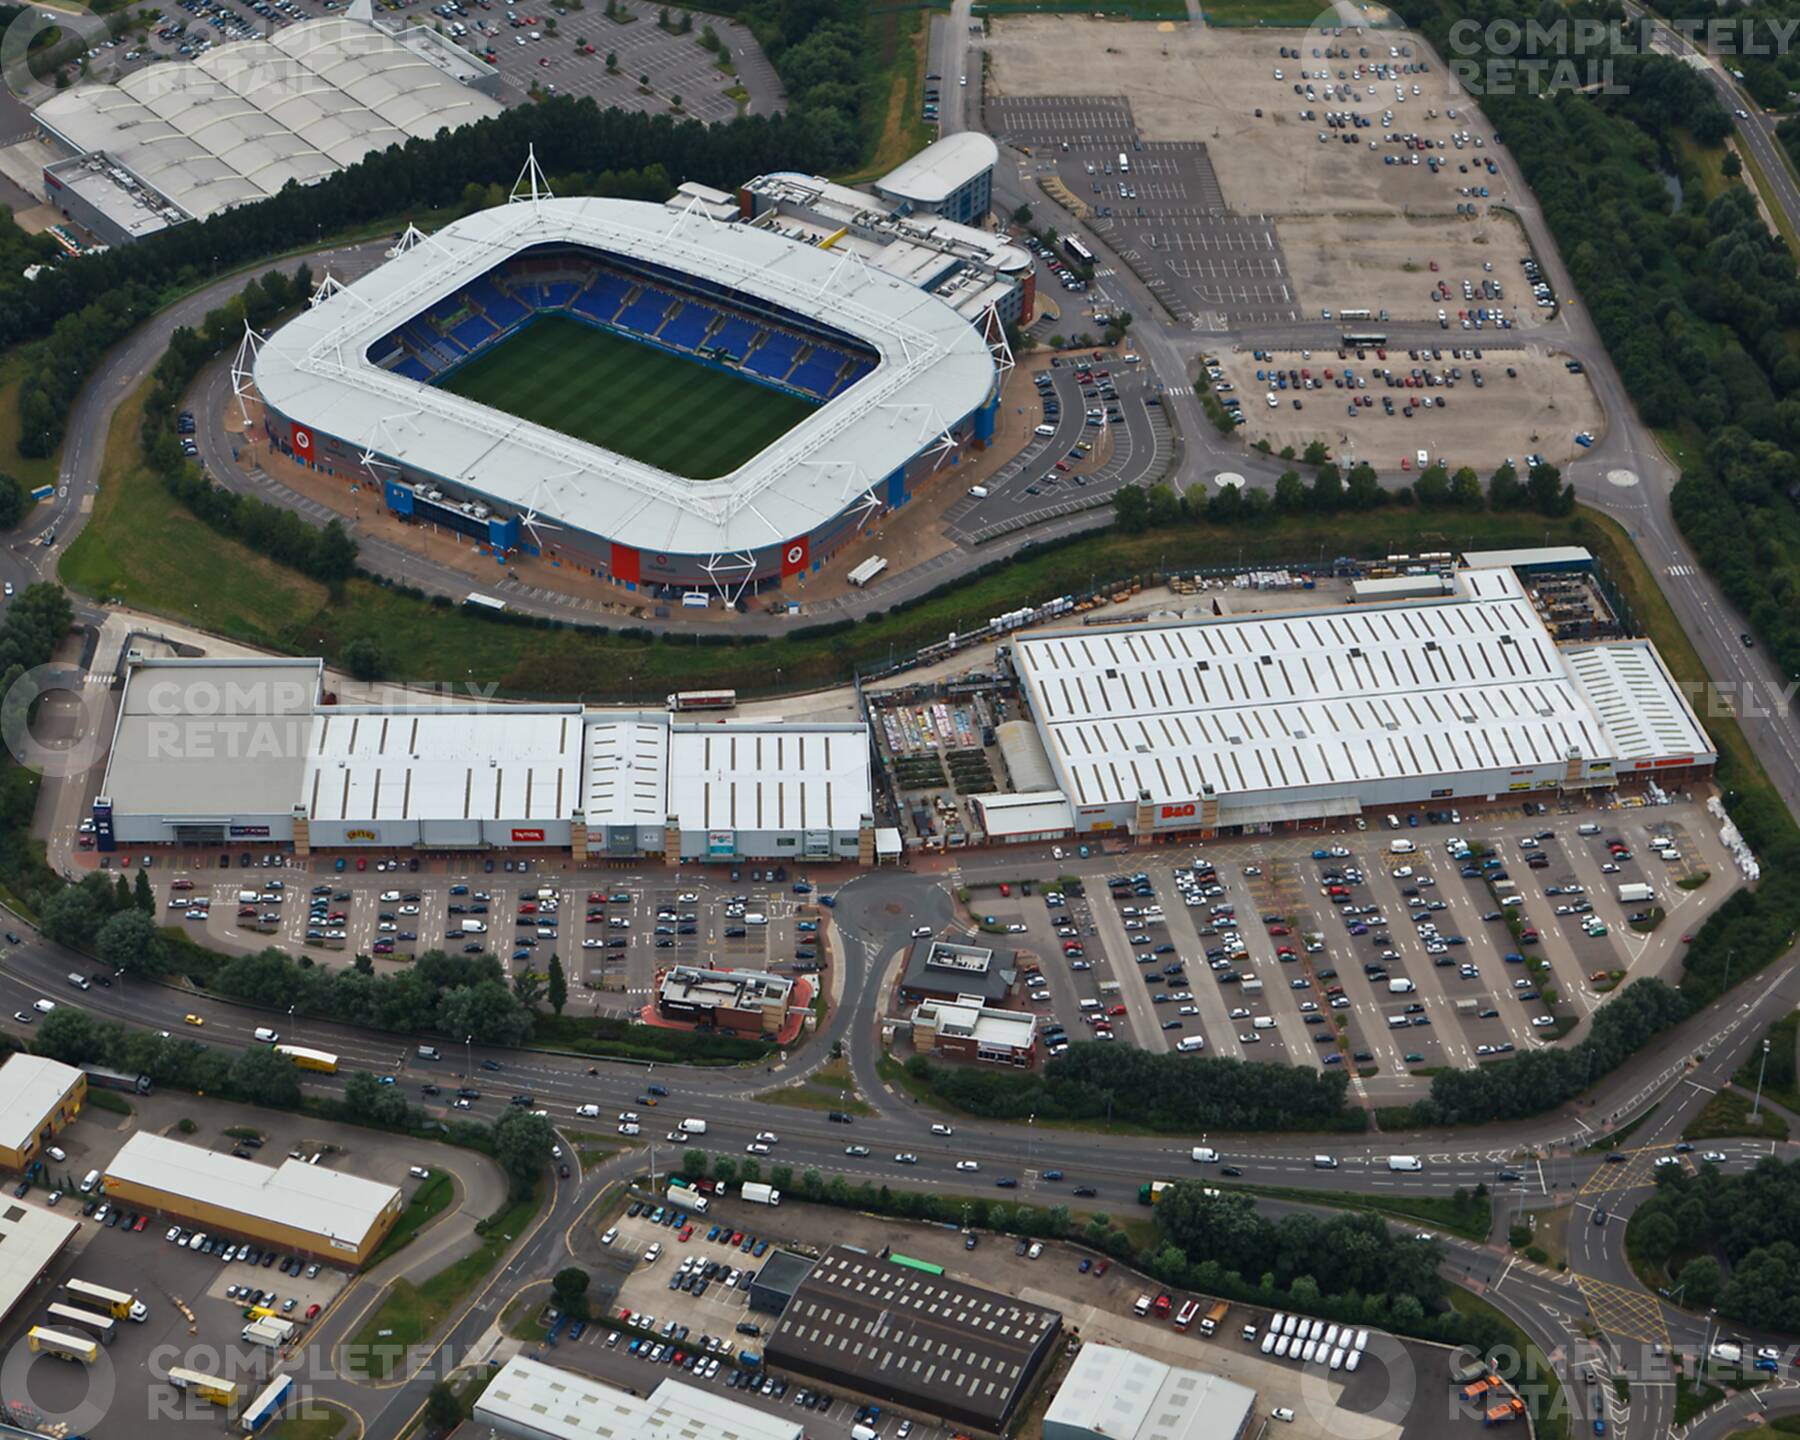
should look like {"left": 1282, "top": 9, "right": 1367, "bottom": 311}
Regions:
{"left": 35, "top": 17, "right": 502, "bottom": 220}
{"left": 669, "top": 723, "right": 870, "bottom": 833}
{"left": 1044, "top": 1343, "right": 1257, "bottom": 1440}
{"left": 254, "top": 197, "right": 997, "bottom": 557}
{"left": 0, "top": 1056, "right": 82, "bottom": 1158}
{"left": 304, "top": 707, "right": 582, "bottom": 823}
{"left": 1013, "top": 567, "right": 1711, "bottom": 813}
{"left": 0, "top": 1200, "right": 79, "bottom": 1332}
{"left": 876, "top": 132, "right": 998, "bottom": 205}
{"left": 582, "top": 713, "right": 670, "bottom": 827}
{"left": 475, "top": 1357, "right": 803, "bottom": 1440}
{"left": 105, "top": 1132, "right": 400, "bottom": 1253}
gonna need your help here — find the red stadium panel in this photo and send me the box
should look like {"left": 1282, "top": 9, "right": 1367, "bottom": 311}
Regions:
{"left": 780, "top": 537, "right": 810, "bottom": 578}
{"left": 611, "top": 542, "right": 641, "bottom": 584}
{"left": 290, "top": 423, "right": 314, "bottom": 458}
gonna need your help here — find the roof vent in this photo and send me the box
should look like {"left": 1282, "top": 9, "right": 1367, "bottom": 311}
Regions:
{"left": 1195, "top": 660, "right": 1210, "bottom": 672}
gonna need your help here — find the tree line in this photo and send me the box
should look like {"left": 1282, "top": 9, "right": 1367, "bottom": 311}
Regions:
{"left": 904, "top": 1043, "right": 1359, "bottom": 1132}
{"left": 138, "top": 267, "right": 359, "bottom": 586}
{"left": 1631, "top": 1156, "right": 1800, "bottom": 1331}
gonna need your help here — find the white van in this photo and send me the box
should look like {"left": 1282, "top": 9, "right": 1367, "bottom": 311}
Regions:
{"left": 1387, "top": 1014, "right": 1411, "bottom": 1029}
{"left": 744, "top": 913, "right": 768, "bottom": 926}
{"left": 679, "top": 1118, "right": 708, "bottom": 1135}
{"left": 1501, "top": 894, "right": 1525, "bottom": 908}
{"left": 1387, "top": 977, "right": 1416, "bottom": 994}
{"left": 1078, "top": 998, "right": 1102, "bottom": 1012}
{"left": 1389, "top": 839, "right": 1416, "bottom": 854}
{"left": 31, "top": 999, "right": 54, "bottom": 1015}
{"left": 1313, "top": 1155, "right": 1338, "bottom": 1169}
{"left": 1191, "top": 1146, "right": 1219, "bottom": 1163}
{"left": 1577, "top": 822, "right": 1602, "bottom": 835}
{"left": 1253, "top": 1016, "right": 1276, "bottom": 1030}
{"left": 253, "top": 1027, "right": 280, "bottom": 1043}
{"left": 1388, "top": 1154, "right": 1424, "bottom": 1172}
{"left": 967, "top": 485, "right": 990, "bottom": 499}
{"left": 852, "top": 1426, "right": 880, "bottom": 1440}
{"left": 79, "top": 1169, "right": 101, "bottom": 1193}
{"left": 1177, "top": 1036, "right": 1206, "bottom": 1052}
{"left": 1034, "top": 423, "right": 1056, "bottom": 437}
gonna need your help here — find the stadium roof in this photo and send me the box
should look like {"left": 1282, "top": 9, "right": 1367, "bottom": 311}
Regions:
{"left": 1013, "top": 567, "right": 1713, "bottom": 811}
{"left": 98, "top": 659, "right": 320, "bottom": 819}
{"left": 876, "top": 133, "right": 999, "bottom": 205}
{"left": 253, "top": 197, "right": 997, "bottom": 557}
{"left": 769, "top": 1245, "right": 1061, "bottom": 1432}
{"left": 0, "top": 1056, "right": 83, "bottom": 1157}
{"left": 304, "top": 706, "right": 582, "bottom": 823}
{"left": 1043, "top": 1343, "right": 1258, "bottom": 1440}
{"left": 474, "top": 1357, "right": 803, "bottom": 1440}
{"left": 35, "top": 17, "right": 501, "bottom": 221}
{"left": 105, "top": 1133, "right": 400, "bottom": 1253}
{"left": 0, "top": 1199, "right": 79, "bottom": 1330}
{"left": 668, "top": 722, "right": 870, "bottom": 832}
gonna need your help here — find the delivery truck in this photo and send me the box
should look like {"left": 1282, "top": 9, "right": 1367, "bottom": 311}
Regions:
{"left": 741, "top": 1182, "right": 782, "bottom": 1206}
{"left": 1198, "top": 1301, "right": 1229, "bottom": 1336}
{"left": 1616, "top": 882, "right": 1656, "bottom": 904}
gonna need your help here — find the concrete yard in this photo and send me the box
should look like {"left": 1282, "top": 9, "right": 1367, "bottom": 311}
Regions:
{"left": 1210, "top": 343, "right": 1603, "bottom": 472}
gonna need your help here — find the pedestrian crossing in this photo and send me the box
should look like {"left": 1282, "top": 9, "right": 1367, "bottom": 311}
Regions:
{"left": 1666, "top": 565, "right": 1698, "bottom": 577}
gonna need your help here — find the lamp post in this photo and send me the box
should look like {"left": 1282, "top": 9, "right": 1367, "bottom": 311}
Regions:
{"left": 465, "top": 1033, "right": 473, "bottom": 1079}
{"left": 1751, "top": 1039, "right": 1772, "bottom": 1123}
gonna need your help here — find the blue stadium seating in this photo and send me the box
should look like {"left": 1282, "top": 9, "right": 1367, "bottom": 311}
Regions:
{"left": 452, "top": 314, "right": 498, "bottom": 350}
{"left": 788, "top": 352, "right": 842, "bottom": 397}
{"left": 468, "top": 278, "right": 529, "bottom": 329}
{"left": 574, "top": 273, "right": 630, "bottom": 322}
{"left": 708, "top": 317, "right": 758, "bottom": 359}
{"left": 658, "top": 303, "right": 719, "bottom": 351}
{"left": 540, "top": 282, "right": 579, "bottom": 309}
{"left": 394, "top": 356, "right": 432, "bottom": 383}
{"left": 615, "top": 287, "right": 675, "bottom": 335}
{"left": 830, "top": 357, "right": 875, "bottom": 395}
{"left": 745, "top": 331, "right": 803, "bottom": 380}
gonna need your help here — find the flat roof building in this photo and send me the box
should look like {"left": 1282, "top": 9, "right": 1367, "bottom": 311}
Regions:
{"left": 0, "top": 1199, "right": 81, "bottom": 1330}
{"left": 898, "top": 939, "right": 1017, "bottom": 1006}
{"left": 668, "top": 722, "right": 872, "bottom": 863}
{"left": 656, "top": 966, "right": 795, "bottom": 1037}
{"left": 1460, "top": 545, "right": 1594, "bottom": 574}
{"left": 910, "top": 999, "right": 1037, "bottom": 1068}
{"left": 769, "top": 1245, "right": 1062, "bottom": 1434}
{"left": 968, "top": 791, "right": 1074, "bottom": 844}
{"left": 0, "top": 1056, "right": 87, "bottom": 1171}
{"left": 874, "top": 133, "right": 999, "bottom": 226}
{"left": 103, "top": 1132, "right": 402, "bottom": 1264}
{"left": 1044, "top": 1343, "right": 1257, "bottom": 1440}
{"left": 749, "top": 1248, "right": 816, "bottom": 1315}
{"left": 475, "top": 1356, "right": 804, "bottom": 1440}
{"left": 1012, "top": 566, "right": 1713, "bottom": 837}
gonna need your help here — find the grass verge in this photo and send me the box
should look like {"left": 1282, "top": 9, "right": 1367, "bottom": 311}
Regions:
{"left": 1681, "top": 1086, "right": 1790, "bottom": 1142}
{"left": 366, "top": 1172, "right": 455, "bottom": 1268}
{"left": 1446, "top": 1288, "right": 1569, "bottom": 1440}
{"left": 1198, "top": 0, "right": 1326, "bottom": 24}
{"left": 0, "top": 351, "right": 62, "bottom": 495}
{"left": 267, "top": 1403, "right": 351, "bottom": 1440}
{"left": 760, "top": 1056, "right": 873, "bottom": 1115}
{"left": 348, "top": 1183, "right": 543, "bottom": 1381}
{"left": 85, "top": 1089, "right": 133, "bottom": 1116}
{"left": 1217, "top": 1182, "right": 1493, "bottom": 1242}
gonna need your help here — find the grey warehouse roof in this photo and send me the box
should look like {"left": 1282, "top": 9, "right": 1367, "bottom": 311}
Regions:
{"left": 35, "top": 17, "right": 502, "bottom": 220}
{"left": 876, "top": 133, "right": 999, "bottom": 205}
{"left": 668, "top": 723, "right": 870, "bottom": 833}
{"left": 105, "top": 1132, "right": 399, "bottom": 1251}
{"left": 1012, "top": 567, "right": 1712, "bottom": 811}
{"left": 252, "top": 197, "right": 998, "bottom": 556}
{"left": 1044, "top": 1343, "right": 1257, "bottom": 1440}
{"left": 0, "top": 1200, "right": 79, "bottom": 1332}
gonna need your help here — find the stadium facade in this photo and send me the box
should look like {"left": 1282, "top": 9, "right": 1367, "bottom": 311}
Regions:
{"left": 252, "top": 194, "right": 1001, "bottom": 594}
{"left": 1009, "top": 564, "right": 1715, "bottom": 840}
{"left": 94, "top": 658, "right": 875, "bottom": 863}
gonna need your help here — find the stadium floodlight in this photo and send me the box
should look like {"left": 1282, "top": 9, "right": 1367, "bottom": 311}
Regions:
{"left": 510, "top": 144, "right": 554, "bottom": 207}
{"left": 978, "top": 301, "right": 1015, "bottom": 381}
{"left": 699, "top": 551, "right": 757, "bottom": 606}
{"left": 229, "top": 322, "right": 267, "bottom": 429}
{"left": 518, "top": 476, "right": 568, "bottom": 549}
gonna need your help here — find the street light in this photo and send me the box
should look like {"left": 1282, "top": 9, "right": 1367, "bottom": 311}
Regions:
{"left": 1751, "top": 1039, "right": 1771, "bottom": 1122}
{"left": 465, "top": 1033, "right": 473, "bottom": 1079}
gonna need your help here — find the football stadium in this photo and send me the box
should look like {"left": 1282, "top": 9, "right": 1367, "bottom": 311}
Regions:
{"left": 252, "top": 194, "right": 1001, "bottom": 595}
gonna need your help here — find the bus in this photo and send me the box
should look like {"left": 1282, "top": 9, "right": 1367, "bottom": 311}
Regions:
{"left": 1117, "top": 151, "right": 1130, "bottom": 173}
{"left": 1338, "top": 308, "right": 1372, "bottom": 322}
{"left": 83, "top": 1065, "right": 152, "bottom": 1095}
{"left": 1173, "top": 1299, "right": 1200, "bottom": 1331}
{"left": 887, "top": 1254, "right": 945, "bottom": 1277}
{"left": 463, "top": 592, "right": 507, "bottom": 613}
{"left": 667, "top": 690, "right": 737, "bottom": 713}
{"left": 273, "top": 1045, "right": 339, "bottom": 1074}
{"left": 241, "top": 1374, "right": 294, "bottom": 1433}
{"left": 1064, "top": 236, "right": 1095, "bottom": 267}
{"left": 1341, "top": 331, "right": 1388, "bottom": 348}
{"left": 64, "top": 1279, "right": 135, "bottom": 1319}
{"left": 168, "top": 1367, "right": 241, "bottom": 1407}
{"left": 28, "top": 1327, "right": 98, "bottom": 1364}
{"left": 47, "top": 1303, "right": 116, "bottom": 1344}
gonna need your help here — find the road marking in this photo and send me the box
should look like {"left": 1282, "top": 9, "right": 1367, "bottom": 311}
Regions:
{"left": 1574, "top": 1274, "right": 1670, "bottom": 1348}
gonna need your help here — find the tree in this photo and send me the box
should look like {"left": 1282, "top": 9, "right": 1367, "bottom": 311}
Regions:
{"left": 682, "top": 1149, "right": 708, "bottom": 1178}
{"left": 606, "top": 49, "right": 617, "bottom": 69}
{"left": 40, "top": 885, "right": 105, "bottom": 949}
{"left": 1633, "top": 1210, "right": 1678, "bottom": 1264}
{"left": 228, "top": 1045, "right": 303, "bottom": 1108}
{"left": 1488, "top": 461, "right": 1524, "bottom": 509}
{"left": 1414, "top": 462, "right": 1451, "bottom": 509}
{"left": 97, "top": 909, "right": 169, "bottom": 977}
{"left": 513, "top": 968, "right": 546, "bottom": 1010}
{"left": 1722, "top": 150, "right": 1742, "bottom": 178}
{"left": 711, "top": 1155, "right": 739, "bottom": 1186}
{"left": 552, "top": 1266, "right": 591, "bottom": 1319}
{"left": 0, "top": 475, "right": 27, "bottom": 530}
{"left": 1677, "top": 1254, "right": 1723, "bottom": 1308}
{"left": 1113, "top": 484, "right": 1151, "bottom": 533}
{"left": 340, "top": 637, "right": 387, "bottom": 681}
{"left": 1302, "top": 439, "right": 1330, "bottom": 467}
{"left": 1448, "top": 465, "right": 1484, "bottom": 511}
{"left": 133, "top": 867, "right": 155, "bottom": 913}
{"left": 32, "top": 1005, "right": 101, "bottom": 1064}
{"left": 425, "top": 1381, "right": 462, "bottom": 1432}
{"left": 491, "top": 1109, "right": 556, "bottom": 1196}
{"left": 1011, "top": 203, "right": 1033, "bottom": 226}
{"left": 546, "top": 953, "right": 568, "bottom": 1015}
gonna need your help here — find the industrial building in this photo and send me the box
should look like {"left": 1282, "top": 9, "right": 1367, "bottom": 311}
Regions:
{"left": 909, "top": 999, "right": 1038, "bottom": 1068}
{"left": 747, "top": 1248, "right": 816, "bottom": 1315}
{"left": 34, "top": 7, "right": 500, "bottom": 245}
{"left": 0, "top": 1199, "right": 80, "bottom": 1330}
{"left": 897, "top": 939, "right": 1019, "bottom": 1007}
{"left": 102, "top": 1132, "right": 402, "bottom": 1264}
{"left": 1011, "top": 564, "right": 1714, "bottom": 839}
{"left": 767, "top": 1245, "right": 1062, "bottom": 1433}
{"left": 655, "top": 967, "right": 795, "bottom": 1037}
{"left": 872, "top": 132, "right": 999, "bottom": 226}
{"left": 0, "top": 1056, "right": 87, "bottom": 1172}
{"left": 474, "top": 1356, "right": 804, "bottom": 1440}
{"left": 1044, "top": 1343, "right": 1258, "bottom": 1440}
{"left": 94, "top": 660, "right": 874, "bottom": 862}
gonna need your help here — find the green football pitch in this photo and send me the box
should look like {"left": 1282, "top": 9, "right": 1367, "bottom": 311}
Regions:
{"left": 435, "top": 314, "right": 821, "bottom": 480}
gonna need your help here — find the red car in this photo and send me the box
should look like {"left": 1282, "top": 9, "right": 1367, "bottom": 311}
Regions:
{"left": 132, "top": 1215, "right": 148, "bottom": 1232}
{"left": 1107, "top": 1004, "right": 1127, "bottom": 1016}
{"left": 587, "top": 892, "right": 606, "bottom": 903}
{"left": 305, "top": 1303, "right": 320, "bottom": 1320}
{"left": 1268, "top": 924, "right": 1291, "bottom": 936}
{"left": 730, "top": 1231, "right": 743, "bottom": 1245}
{"left": 1681, "top": 934, "right": 1695, "bottom": 944}
{"left": 678, "top": 1225, "right": 693, "bottom": 1241}
{"left": 999, "top": 883, "right": 1011, "bottom": 897}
